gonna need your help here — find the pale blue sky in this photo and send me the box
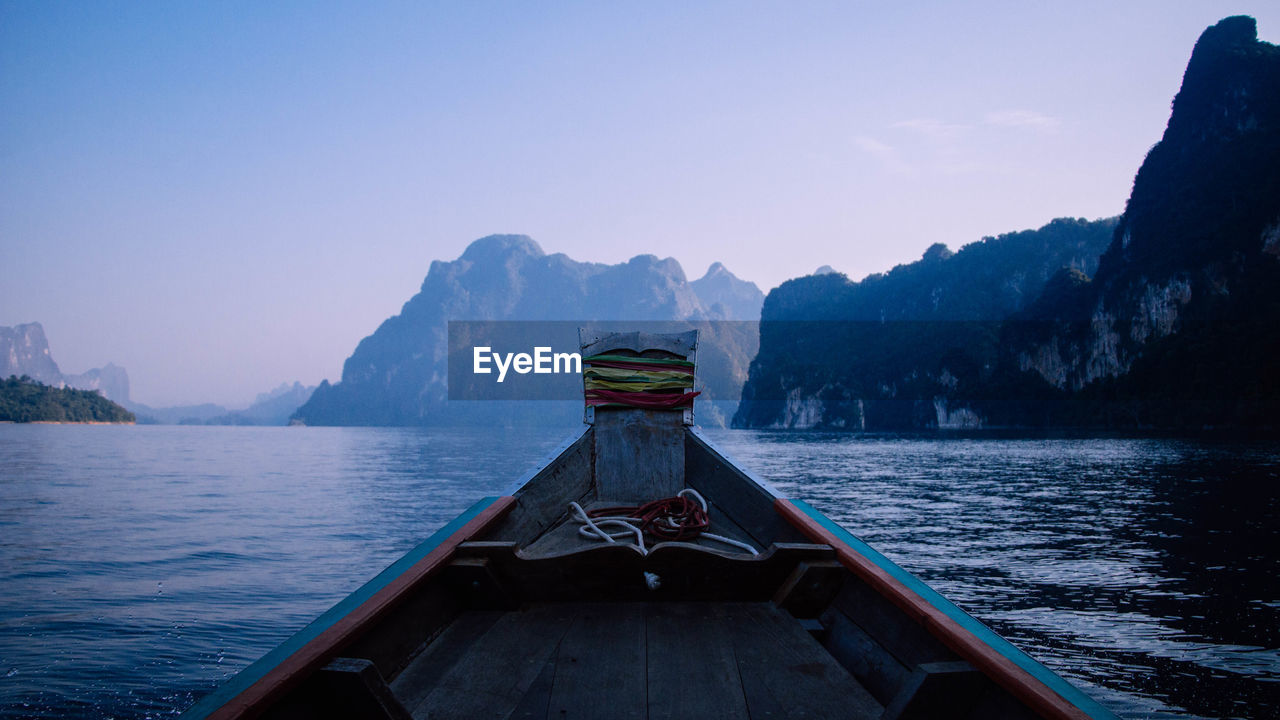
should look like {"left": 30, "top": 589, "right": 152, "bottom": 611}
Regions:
{"left": 2, "top": 2, "right": 1276, "bottom": 407}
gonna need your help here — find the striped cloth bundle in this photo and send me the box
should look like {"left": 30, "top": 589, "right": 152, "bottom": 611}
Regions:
{"left": 582, "top": 354, "right": 700, "bottom": 409}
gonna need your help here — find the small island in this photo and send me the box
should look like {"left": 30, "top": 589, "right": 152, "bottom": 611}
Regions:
{"left": 0, "top": 375, "right": 135, "bottom": 424}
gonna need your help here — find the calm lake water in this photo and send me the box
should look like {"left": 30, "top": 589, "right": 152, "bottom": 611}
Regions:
{"left": 0, "top": 425, "right": 1276, "bottom": 719}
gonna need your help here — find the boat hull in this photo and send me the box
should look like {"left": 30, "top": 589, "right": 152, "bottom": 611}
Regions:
{"left": 181, "top": 426, "right": 1116, "bottom": 720}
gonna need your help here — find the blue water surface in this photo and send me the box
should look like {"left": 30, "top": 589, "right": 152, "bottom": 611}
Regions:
{"left": 0, "top": 425, "right": 1276, "bottom": 719}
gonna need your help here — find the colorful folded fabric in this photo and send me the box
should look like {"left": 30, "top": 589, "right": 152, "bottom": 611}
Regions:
{"left": 585, "top": 389, "right": 700, "bottom": 409}
{"left": 582, "top": 353, "right": 697, "bottom": 410}
{"left": 585, "top": 378, "right": 693, "bottom": 392}
{"left": 582, "top": 354, "right": 695, "bottom": 368}
{"left": 581, "top": 354, "right": 695, "bottom": 375}
{"left": 583, "top": 367, "right": 694, "bottom": 383}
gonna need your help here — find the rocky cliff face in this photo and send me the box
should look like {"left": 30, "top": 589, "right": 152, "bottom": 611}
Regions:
{"left": 0, "top": 323, "right": 63, "bottom": 385}
{"left": 1006, "top": 16, "right": 1280, "bottom": 426}
{"left": 0, "top": 322, "right": 130, "bottom": 403}
{"left": 737, "top": 16, "right": 1280, "bottom": 430}
{"left": 294, "top": 236, "right": 760, "bottom": 426}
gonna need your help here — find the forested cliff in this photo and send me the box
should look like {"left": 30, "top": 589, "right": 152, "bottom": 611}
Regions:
{"left": 736, "top": 17, "right": 1280, "bottom": 430}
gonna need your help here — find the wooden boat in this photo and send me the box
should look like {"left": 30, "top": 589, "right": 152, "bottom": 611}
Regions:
{"left": 182, "top": 330, "right": 1116, "bottom": 720}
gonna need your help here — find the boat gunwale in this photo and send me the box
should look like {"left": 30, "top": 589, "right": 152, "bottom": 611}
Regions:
{"left": 183, "top": 425, "right": 591, "bottom": 719}
{"left": 686, "top": 426, "right": 788, "bottom": 501}
{"left": 775, "top": 497, "right": 1117, "bottom": 720}
{"left": 502, "top": 425, "right": 592, "bottom": 497}
{"left": 693, "top": 425, "right": 1114, "bottom": 719}
{"left": 179, "top": 495, "right": 515, "bottom": 720}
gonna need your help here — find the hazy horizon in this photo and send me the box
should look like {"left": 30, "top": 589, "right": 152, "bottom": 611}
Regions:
{"left": 3, "top": 2, "right": 1276, "bottom": 407}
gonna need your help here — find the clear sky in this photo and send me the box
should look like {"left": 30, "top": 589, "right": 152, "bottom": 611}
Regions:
{"left": 2, "top": 2, "right": 1276, "bottom": 407}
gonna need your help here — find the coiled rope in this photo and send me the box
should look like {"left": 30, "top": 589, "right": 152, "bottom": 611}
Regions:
{"left": 568, "top": 488, "right": 758, "bottom": 556}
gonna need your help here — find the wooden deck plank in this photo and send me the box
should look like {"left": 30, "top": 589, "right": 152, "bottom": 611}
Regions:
{"left": 397, "top": 602, "right": 886, "bottom": 720}
{"left": 388, "top": 610, "right": 503, "bottom": 711}
{"left": 407, "top": 605, "right": 577, "bottom": 720}
{"left": 722, "top": 603, "right": 883, "bottom": 719}
{"left": 547, "top": 603, "right": 647, "bottom": 720}
{"left": 646, "top": 602, "right": 750, "bottom": 720}
{"left": 507, "top": 651, "right": 557, "bottom": 720}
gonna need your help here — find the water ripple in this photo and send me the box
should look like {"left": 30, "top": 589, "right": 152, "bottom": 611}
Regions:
{"left": 704, "top": 430, "right": 1280, "bottom": 719}
{"left": 1, "top": 426, "right": 1277, "bottom": 719}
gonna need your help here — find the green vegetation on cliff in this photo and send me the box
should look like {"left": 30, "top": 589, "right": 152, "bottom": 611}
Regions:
{"left": 0, "top": 376, "right": 135, "bottom": 423}
{"left": 735, "top": 16, "right": 1280, "bottom": 431}
{"left": 1027, "top": 16, "right": 1280, "bottom": 428}
{"left": 733, "top": 217, "right": 1117, "bottom": 429}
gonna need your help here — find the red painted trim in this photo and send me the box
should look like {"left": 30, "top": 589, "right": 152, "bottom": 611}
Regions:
{"left": 774, "top": 498, "right": 1090, "bottom": 720}
{"left": 206, "top": 495, "right": 516, "bottom": 720}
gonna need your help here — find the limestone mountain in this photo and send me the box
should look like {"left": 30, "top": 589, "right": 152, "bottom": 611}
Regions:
{"left": 294, "top": 236, "right": 760, "bottom": 426}
{"left": 690, "top": 262, "right": 765, "bottom": 320}
{"left": 735, "top": 15, "right": 1280, "bottom": 430}
{"left": 1, "top": 322, "right": 131, "bottom": 404}
{"left": 1, "top": 323, "right": 63, "bottom": 385}
{"left": 1006, "top": 15, "right": 1280, "bottom": 427}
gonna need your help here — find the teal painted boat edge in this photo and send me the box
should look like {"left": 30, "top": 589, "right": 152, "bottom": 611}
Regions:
{"left": 789, "top": 499, "right": 1119, "bottom": 720}
{"left": 178, "top": 495, "right": 503, "bottom": 719}
{"left": 501, "top": 425, "right": 591, "bottom": 496}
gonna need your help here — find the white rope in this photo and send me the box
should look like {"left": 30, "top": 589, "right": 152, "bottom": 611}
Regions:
{"left": 675, "top": 489, "right": 760, "bottom": 556}
{"left": 698, "top": 531, "right": 760, "bottom": 556}
{"left": 569, "top": 501, "right": 647, "bottom": 553}
{"left": 567, "top": 490, "right": 759, "bottom": 557}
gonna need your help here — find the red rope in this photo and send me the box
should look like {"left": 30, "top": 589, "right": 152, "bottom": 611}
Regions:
{"left": 588, "top": 495, "right": 710, "bottom": 542}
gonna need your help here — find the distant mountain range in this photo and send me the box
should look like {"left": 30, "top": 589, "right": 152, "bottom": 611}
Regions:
{"left": 293, "top": 236, "right": 764, "bottom": 427}
{"left": 222, "top": 382, "right": 317, "bottom": 425}
{"left": 0, "top": 322, "right": 313, "bottom": 426}
{"left": 129, "top": 382, "right": 317, "bottom": 426}
{"left": 736, "top": 16, "right": 1280, "bottom": 430}
{"left": 14, "top": 18, "right": 1273, "bottom": 432}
